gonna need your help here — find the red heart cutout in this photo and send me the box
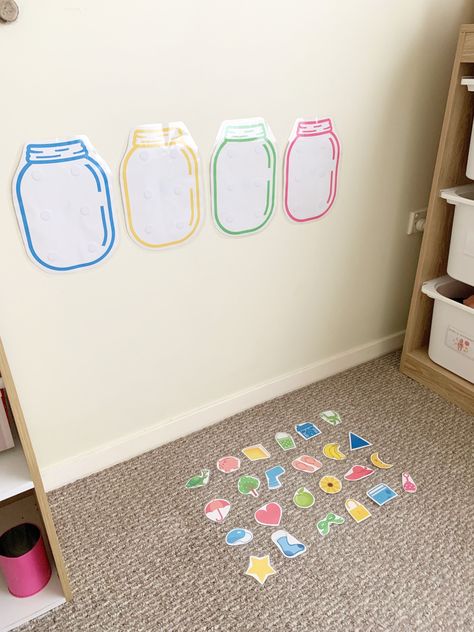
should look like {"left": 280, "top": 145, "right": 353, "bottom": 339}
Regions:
{"left": 344, "top": 465, "right": 374, "bottom": 481}
{"left": 254, "top": 502, "right": 282, "bottom": 526}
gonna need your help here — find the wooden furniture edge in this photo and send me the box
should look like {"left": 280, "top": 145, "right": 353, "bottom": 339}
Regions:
{"left": 0, "top": 338, "right": 72, "bottom": 601}
{"left": 402, "top": 28, "right": 467, "bottom": 357}
{"left": 401, "top": 349, "right": 474, "bottom": 414}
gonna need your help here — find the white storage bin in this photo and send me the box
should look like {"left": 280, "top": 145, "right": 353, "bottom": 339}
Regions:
{"left": 440, "top": 184, "right": 474, "bottom": 286}
{"left": 422, "top": 275, "right": 474, "bottom": 383}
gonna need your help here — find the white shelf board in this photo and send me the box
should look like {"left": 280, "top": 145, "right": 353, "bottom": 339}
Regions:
{"left": 0, "top": 567, "right": 65, "bottom": 632}
{"left": 0, "top": 439, "right": 33, "bottom": 503}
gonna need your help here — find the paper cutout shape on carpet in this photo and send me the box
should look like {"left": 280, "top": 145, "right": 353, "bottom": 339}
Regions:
{"left": 345, "top": 499, "right": 371, "bottom": 523}
{"left": 217, "top": 456, "right": 241, "bottom": 473}
{"left": 367, "top": 483, "right": 398, "bottom": 506}
{"left": 349, "top": 432, "right": 372, "bottom": 451}
{"left": 293, "top": 487, "right": 315, "bottom": 509}
{"left": 322, "top": 443, "right": 346, "bottom": 460}
{"left": 241, "top": 445, "right": 270, "bottom": 461}
{"left": 225, "top": 528, "right": 253, "bottom": 546}
{"left": 275, "top": 432, "right": 296, "bottom": 451}
{"left": 185, "top": 469, "right": 210, "bottom": 489}
{"left": 271, "top": 530, "right": 307, "bottom": 559}
{"left": 319, "top": 475, "right": 342, "bottom": 494}
{"left": 211, "top": 117, "right": 276, "bottom": 236}
{"left": 284, "top": 118, "right": 340, "bottom": 223}
{"left": 120, "top": 122, "right": 202, "bottom": 249}
{"left": 291, "top": 455, "right": 322, "bottom": 473}
{"left": 294, "top": 422, "right": 321, "bottom": 440}
{"left": 245, "top": 555, "right": 277, "bottom": 585}
{"left": 370, "top": 452, "right": 393, "bottom": 469}
{"left": 265, "top": 465, "right": 286, "bottom": 490}
{"left": 238, "top": 475, "right": 261, "bottom": 497}
{"left": 204, "top": 499, "right": 231, "bottom": 523}
{"left": 316, "top": 512, "right": 345, "bottom": 536}
{"left": 13, "top": 136, "right": 117, "bottom": 272}
{"left": 343, "top": 465, "right": 374, "bottom": 482}
{"left": 402, "top": 472, "right": 417, "bottom": 493}
{"left": 319, "top": 410, "right": 342, "bottom": 426}
{"left": 254, "top": 502, "right": 282, "bottom": 527}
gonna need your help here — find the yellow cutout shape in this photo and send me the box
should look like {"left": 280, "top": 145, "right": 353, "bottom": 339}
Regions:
{"left": 345, "top": 498, "right": 371, "bottom": 523}
{"left": 245, "top": 555, "right": 277, "bottom": 585}
{"left": 241, "top": 444, "right": 271, "bottom": 461}
{"left": 370, "top": 452, "right": 393, "bottom": 469}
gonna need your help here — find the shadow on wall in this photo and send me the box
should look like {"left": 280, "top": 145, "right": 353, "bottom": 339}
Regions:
{"left": 333, "top": 2, "right": 473, "bottom": 339}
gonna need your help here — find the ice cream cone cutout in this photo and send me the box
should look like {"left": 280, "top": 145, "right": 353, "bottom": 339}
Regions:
{"left": 402, "top": 472, "right": 417, "bottom": 493}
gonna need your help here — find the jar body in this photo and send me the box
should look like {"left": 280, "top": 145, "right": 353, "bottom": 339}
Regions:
{"left": 211, "top": 119, "right": 276, "bottom": 236}
{"left": 120, "top": 124, "right": 202, "bottom": 249}
{"left": 13, "top": 139, "right": 116, "bottom": 272}
{"left": 284, "top": 119, "right": 340, "bottom": 222}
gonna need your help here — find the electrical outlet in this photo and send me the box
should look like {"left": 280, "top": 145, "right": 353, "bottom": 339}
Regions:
{"left": 407, "top": 209, "right": 427, "bottom": 235}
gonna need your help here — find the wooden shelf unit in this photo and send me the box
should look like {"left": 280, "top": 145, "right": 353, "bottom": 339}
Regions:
{"left": 0, "top": 338, "right": 71, "bottom": 632}
{"left": 401, "top": 24, "right": 474, "bottom": 414}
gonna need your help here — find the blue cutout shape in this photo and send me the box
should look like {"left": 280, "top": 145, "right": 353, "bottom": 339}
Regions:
{"left": 349, "top": 431, "right": 372, "bottom": 451}
{"left": 225, "top": 528, "right": 253, "bottom": 546}
{"left": 265, "top": 465, "right": 286, "bottom": 490}
{"left": 271, "top": 529, "right": 307, "bottom": 559}
{"left": 367, "top": 483, "right": 398, "bottom": 506}
{"left": 295, "top": 422, "right": 321, "bottom": 440}
{"left": 277, "top": 536, "right": 305, "bottom": 557}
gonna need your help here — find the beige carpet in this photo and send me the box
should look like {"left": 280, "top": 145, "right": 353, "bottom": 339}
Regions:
{"left": 22, "top": 353, "right": 473, "bottom": 631}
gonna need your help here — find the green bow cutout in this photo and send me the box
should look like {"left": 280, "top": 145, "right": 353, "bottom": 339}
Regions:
{"left": 317, "top": 512, "right": 345, "bottom": 536}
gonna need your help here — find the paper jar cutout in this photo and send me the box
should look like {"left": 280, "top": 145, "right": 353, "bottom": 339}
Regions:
{"left": 284, "top": 118, "right": 340, "bottom": 222}
{"left": 12, "top": 137, "right": 117, "bottom": 272}
{"left": 211, "top": 118, "right": 276, "bottom": 236}
{"left": 120, "top": 123, "right": 202, "bottom": 249}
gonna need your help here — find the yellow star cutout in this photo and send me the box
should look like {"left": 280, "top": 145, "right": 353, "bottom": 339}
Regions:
{"left": 245, "top": 555, "right": 277, "bottom": 585}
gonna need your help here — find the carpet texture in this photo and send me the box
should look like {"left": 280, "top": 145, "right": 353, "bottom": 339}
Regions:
{"left": 21, "top": 353, "right": 473, "bottom": 632}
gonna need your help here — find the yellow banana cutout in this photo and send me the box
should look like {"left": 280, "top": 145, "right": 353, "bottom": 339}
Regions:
{"left": 370, "top": 452, "right": 393, "bottom": 469}
{"left": 322, "top": 443, "right": 346, "bottom": 460}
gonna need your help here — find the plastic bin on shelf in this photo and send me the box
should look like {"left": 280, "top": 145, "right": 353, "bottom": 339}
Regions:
{"left": 422, "top": 275, "right": 474, "bottom": 384}
{"left": 440, "top": 184, "right": 474, "bottom": 286}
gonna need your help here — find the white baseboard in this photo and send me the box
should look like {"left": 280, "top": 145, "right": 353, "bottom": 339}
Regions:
{"left": 41, "top": 331, "right": 405, "bottom": 491}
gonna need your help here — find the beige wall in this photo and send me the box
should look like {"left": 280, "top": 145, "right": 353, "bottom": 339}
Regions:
{"left": 0, "top": 0, "right": 472, "bottom": 471}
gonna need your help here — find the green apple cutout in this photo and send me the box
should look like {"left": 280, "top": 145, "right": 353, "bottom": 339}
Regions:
{"left": 293, "top": 486, "right": 315, "bottom": 509}
{"left": 238, "top": 475, "right": 261, "bottom": 497}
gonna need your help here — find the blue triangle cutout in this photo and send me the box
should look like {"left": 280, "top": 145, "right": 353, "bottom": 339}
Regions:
{"left": 349, "top": 432, "right": 372, "bottom": 451}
